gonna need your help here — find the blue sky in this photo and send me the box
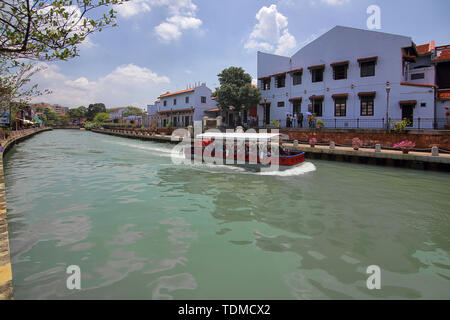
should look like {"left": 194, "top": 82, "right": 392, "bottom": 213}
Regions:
{"left": 32, "top": 0, "right": 450, "bottom": 109}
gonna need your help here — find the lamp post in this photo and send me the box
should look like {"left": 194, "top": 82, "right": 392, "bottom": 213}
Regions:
{"left": 385, "top": 81, "right": 391, "bottom": 131}
{"left": 263, "top": 97, "right": 267, "bottom": 126}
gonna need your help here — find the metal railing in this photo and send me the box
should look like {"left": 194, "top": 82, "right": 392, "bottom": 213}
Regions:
{"left": 230, "top": 118, "right": 449, "bottom": 130}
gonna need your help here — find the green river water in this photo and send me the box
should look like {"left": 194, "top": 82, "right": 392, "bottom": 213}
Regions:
{"left": 4, "top": 129, "right": 450, "bottom": 299}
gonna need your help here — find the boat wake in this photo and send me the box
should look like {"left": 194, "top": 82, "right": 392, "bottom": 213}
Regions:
{"left": 256, "top": 162, "right": 316, "bottom": 176}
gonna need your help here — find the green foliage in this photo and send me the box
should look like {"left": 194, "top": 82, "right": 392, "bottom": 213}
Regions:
{"left": 270, "top": 120, "right": 280, "bottom": 128}
{"left": 393, "top": 119, "right": 411, "bottom": 133}
{"left": 68, "top": 106, "right": 87, "bottom": 119}
{"left": 86, "top": 103, "right": 106, "bottom": 120}
{"left": 212, "top": 67, "right": 261, "bottom": 113}
{"left": 166, "top": 121, "right": 172, "bottom": 129}
{"left": 316, "top": 119, "right": 325, "bottom": 129}
{"left": 122, "top": 106, "right": 143, "bottom": 117}
{"left": 0, "top": 0, "right": 129, "bottom": 61}
{"left": 93, "top": 112, "right": 109, "bottom": 122}
{"left": 82, "top": 120, "right": 101, "bottom": 130}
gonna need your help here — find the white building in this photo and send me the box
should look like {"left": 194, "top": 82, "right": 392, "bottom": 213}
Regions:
{"left": 109, "top": 108, "right": 126, "bottom": 121}
{"left": 257, "top": 26, "right": 441, "bottom": 129}
{"left": 154, "top": 83, "right": 217, "bottom": 128}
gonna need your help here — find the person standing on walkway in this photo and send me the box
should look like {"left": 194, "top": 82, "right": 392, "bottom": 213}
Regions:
{"left": 298, "top": 113, "right": 304, "bottom": 128}
{"left": 292, "top": 113, "right": 297, "bottom": 128}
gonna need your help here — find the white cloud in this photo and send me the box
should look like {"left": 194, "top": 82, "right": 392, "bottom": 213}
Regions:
{"left": 114, "top": 0, "right": 202, "bottom": 43}
{"left": 31, "top": 63, "right": 170, "bottom": 108}
{"left": 310, "top": 0, "right": 350, "bottom": 5}
{"left": 115, "top": 0, "right": 151, "bottom": 18}
{"left": 245, "top": 5, "right": 297, "bottom": 56}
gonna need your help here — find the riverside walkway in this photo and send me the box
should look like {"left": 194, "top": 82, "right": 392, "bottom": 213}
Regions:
{"left": 0, "top": 127, "right": 51, "bottom": 300}
{"left": 92, "top": 127, "right": 450, "bottom": 171}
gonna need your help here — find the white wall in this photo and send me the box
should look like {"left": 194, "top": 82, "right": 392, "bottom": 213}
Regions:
{"left": 257, "top": 26, "right": 436, "bottom": 129}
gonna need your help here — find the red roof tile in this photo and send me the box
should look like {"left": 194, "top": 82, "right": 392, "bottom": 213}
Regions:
{"left": 435, "top": 49, "right": 450, "bottom": 62}
{"left": 159, "top": 88, "right": 195, "bottom": 99}
{"left": 416, "top": 41, "right": 435, "bottom": 55}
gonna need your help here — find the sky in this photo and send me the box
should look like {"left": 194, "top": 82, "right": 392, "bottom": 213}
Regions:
{"left": 30, "top": 0, "right": 450, "bottom": 109}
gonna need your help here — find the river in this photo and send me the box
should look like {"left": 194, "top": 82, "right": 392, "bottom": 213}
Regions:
{"left": 4, "top": 129, "right": 450, "bottom": 299}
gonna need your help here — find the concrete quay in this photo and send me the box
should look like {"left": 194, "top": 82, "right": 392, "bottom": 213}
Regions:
{"left": 0, "top": 127, "right": 52, "bottom": 300}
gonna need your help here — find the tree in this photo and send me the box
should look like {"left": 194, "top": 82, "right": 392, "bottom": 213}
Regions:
{"left": 212, "top": 66, "right": 261, "bottom": 116}
{"left": 68, "top": 105, "right": 86, "bottom": 120}
{"left": 0, "top": 58, "right": 49, "bottom": 127}
{"left": 93, "top": 112, "right": 108, "bottom": 122}
{"left": 86, "top": 102, "right": 105, "bottom": 120}
{"left": 0, "top": 0, "right": 129, "bottom": 61}
{"left": 122, "top": 106, "right": 143, "bottom": 117}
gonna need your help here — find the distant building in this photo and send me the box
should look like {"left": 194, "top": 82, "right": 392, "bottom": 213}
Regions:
{"left": 155, "top": 83, "right": 217, "bottom": 128}
{"left": 108, "top": 108, "right": 126, "bottom": 122}
{"left": 257, "top": 26, "right": 447, "bottom": 129}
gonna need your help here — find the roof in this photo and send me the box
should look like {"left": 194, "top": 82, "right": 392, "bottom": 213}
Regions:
{"left": 416, "top": 41, "right": 435, "bottom": 55}
{"left": 438, "top": 90, "right": 450, "bottom": 100}
{"left": 434, "top": 49, "right": 450, "bottom": 62}
{"left": 196, "top": 132, "right": 289, "bottom": 141}
{"left": 159, "top": 88, "right": 195, "bottom": 99}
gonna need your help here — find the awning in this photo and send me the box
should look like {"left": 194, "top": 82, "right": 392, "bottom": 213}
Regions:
{"left": 289, "top": 97, "right": 303, "bottom": 102}
{"left": 332, "top": 93, "right": 348, "bottom": 99}
{"left": 308, "top": 64, "right": 325, "bottom": 70}
{"left": 33, "top": 116, "right": 42, "bottom": 124}
{"left": 205, "top": 108, "right": 219, "bottom": 113}
{"left": 330, "top": 60, "right": 349, "bottom": 67}
{"left": 358, "top": 91, "right": 377, "bottom": 97}
{"left": 288, "top": 68, "right": 303, "bottom": 73}
{"left": 309, "top": 95, "right": 324, "bottom": 101}
{"left": 399, "top": 100, "right": 417, "bottom": 106}
{"left": 357, "top": 56, "right": 378, "bottom": 64}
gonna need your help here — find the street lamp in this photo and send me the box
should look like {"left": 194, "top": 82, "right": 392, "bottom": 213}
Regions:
{"left": 385, "top": 81, "right": 391, "bottom": 131}
{"left": 263, "top": 97, "right": 267, "bottom": 126}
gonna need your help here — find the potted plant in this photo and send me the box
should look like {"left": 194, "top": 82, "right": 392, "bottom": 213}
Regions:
{"left": 270, "top": 120, "right": 280, "bottom": 128}
{"left": 309, "top": 137, "right": 317, "bottom": 147}
{"left": 352, "top": 137, "right": 362, "bottom": 151}
{"left": 393, "top": 140, "right": 416, "bottom": 154}
{"left": 316, "top": 119, "right": 325, "bottom": 129}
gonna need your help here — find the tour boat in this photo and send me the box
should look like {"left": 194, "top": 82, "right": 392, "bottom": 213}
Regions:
{"left": 184, "top": 132, "right": 306, "bottom": 169}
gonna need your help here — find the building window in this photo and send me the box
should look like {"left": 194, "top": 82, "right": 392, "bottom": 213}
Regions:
{"left": 275, "top": 75, "right": 286, "bottom": 88}
{"left": 312, "top": 100, "right": 323, "bottom": 116}
{"left": 277, "top": 101, "right": 285, "bottom": 108}
{"left": 173, "top": 99, "right": 177, "bottom": 105}
{"left": 262, "top": 78, "right": 270, "bottom": 90}
{"left": 360, "top": 61, "right": 376, "bottom": 77}
{"left": 411, "top": 73, "right": 425, "bottom": 80}
{"left": 185, "top": 96, "right": 189, "bottom": 104}
{"left": 292, "top": 72, "right": 302, "bottom": 86}
{"left": 332, "top": 64, "right": 348, "bottom": 80}
{"left": 311, "top": 69, "right": 324, "bottom": 83}
{"left": 292, "top": 100, "right": 301, "bottom": 114}
{"left": 201, "top": 96, "right": 206, "bottom": 103}
{"left": 360, "top": 96, "right": 374, "bottom": 116}
{"left": 334, "top": 98, "right": 347, "bottom": 117}
{"left": 163, "top": 100, "right": 167, "bottom": 107}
